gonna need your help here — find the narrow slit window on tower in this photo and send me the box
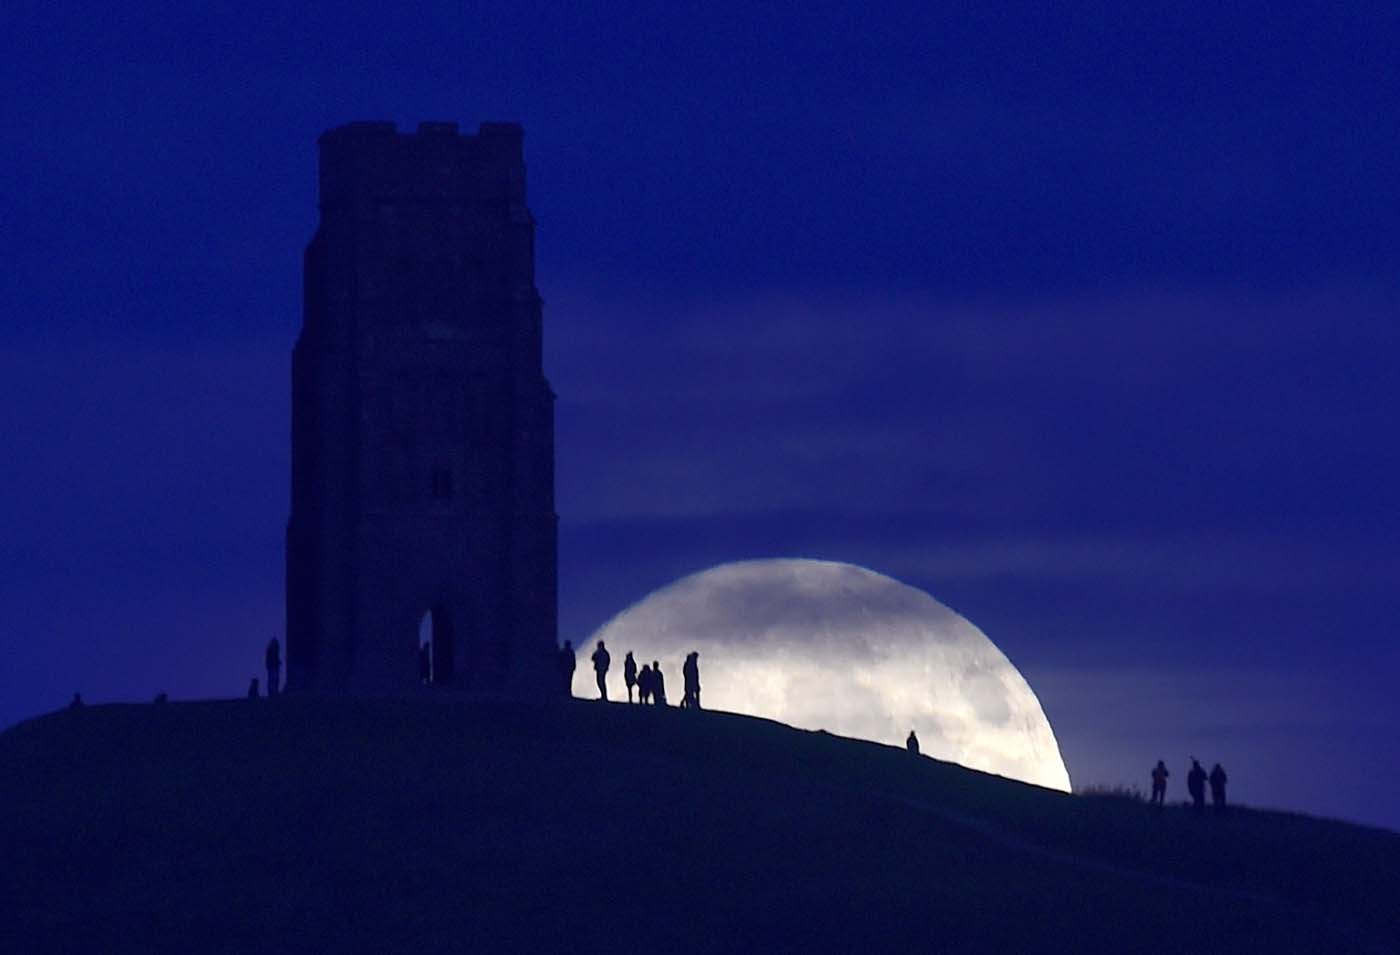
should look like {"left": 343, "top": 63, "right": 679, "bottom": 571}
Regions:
{"left": 431, "top": 467, "right": 454, "bottom": 499}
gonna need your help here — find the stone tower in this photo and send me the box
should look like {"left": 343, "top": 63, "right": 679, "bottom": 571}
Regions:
{"left": 286, "top": 120, "right": 557, "bottom": 695}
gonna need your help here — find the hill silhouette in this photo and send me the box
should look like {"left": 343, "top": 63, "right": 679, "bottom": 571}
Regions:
{"left": 2, "top": 698, "right": 1396, "bottom": 953}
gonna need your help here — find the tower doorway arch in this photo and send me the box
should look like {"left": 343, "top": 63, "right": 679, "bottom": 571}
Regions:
{"left": 418, "top": 607, "right": 455, "bottom": 686}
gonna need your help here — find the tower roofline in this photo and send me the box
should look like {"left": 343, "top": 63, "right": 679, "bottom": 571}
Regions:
{"left": 318, "top": 120, "right": 523, "bottom": 143}
{"left": 317, "top": 120, "right": 525, "bottom": 205}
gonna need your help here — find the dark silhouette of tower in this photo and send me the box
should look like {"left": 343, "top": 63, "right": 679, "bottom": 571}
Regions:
{"left": 286, "top": 120, "right": 557, "bottom": 695}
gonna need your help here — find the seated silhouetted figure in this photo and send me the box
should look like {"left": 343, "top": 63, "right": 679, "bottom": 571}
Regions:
{"left": 1187, "top": 759, "right": 1207, "bottom": 812}
{"left": 248, "top": 677, "right": 260, "bottom": 699}
{"left": 68, "top": 692, "right": 83, "bottom": 710}
{"left": 624, "top": 651, "right": 638, "bottom": 703}
{"left": 1209, "top": 763, "right": 1228, "bottom": 814}
{"left": 651, "top": 660, "right": 666, "bottom": 706}
{"left": 1150, "top": 760, "right": 1169, "bottom": 806}
{"left": 906, "top": 730, "right": 920, "bottom": 755}
{"left": 154, "top": 692, "right": 168, "bottom": 705}
{"left": 681, "top": 651, "right": 701, "bottom": 709}
{"left": 557, "top": 640, "right": 576, "bottom": 697}
{"left": 638, "top": 664, "right": 653, "bottom": 704}
{"left": 420, "top": 641, "right": 433, "bottom": 685}
{"left": 265, "top": 638, "right": 282, "bottom": 697}
{"left": 592, "top": 641, "right": 611, "bottom": 701}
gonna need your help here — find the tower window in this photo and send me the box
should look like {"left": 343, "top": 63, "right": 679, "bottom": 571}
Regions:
{"left": 431, "top": 468, "right": 454, "bottom": 499}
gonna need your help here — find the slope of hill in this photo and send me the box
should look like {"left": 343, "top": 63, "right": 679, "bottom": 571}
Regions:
{"left": 2, "top": 697, "right": 1396, "bottom": 953}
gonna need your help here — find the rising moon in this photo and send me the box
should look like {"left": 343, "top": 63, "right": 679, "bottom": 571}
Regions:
{"left": 583, "top": 558, "right": 1072, "bottom": 791}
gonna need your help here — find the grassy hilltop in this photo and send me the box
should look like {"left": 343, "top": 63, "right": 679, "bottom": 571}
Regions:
{"left": 1, "top": 697, "right": 1396, "bottom": 954}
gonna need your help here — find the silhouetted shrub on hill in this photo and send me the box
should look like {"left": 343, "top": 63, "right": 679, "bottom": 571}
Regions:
{"left": 1075, "top": 783, "right": 1145, "bottom": 802}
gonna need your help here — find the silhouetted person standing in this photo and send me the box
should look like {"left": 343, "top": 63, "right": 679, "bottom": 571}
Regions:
{"left": 1187, "top": 759, "right": 1207, "bottom": 812}
{"left": 1151, "top": 760, "right": 1169, "bottom": 806}
{"left": 1209, "top": 763, "right": 1228, "bottom": 814}
{"left": 557, "top": 640, "right": 576, "bottom": 697}
{"left": 592, "top": 641, "right": 611, "bottom": 701}
{"left": 265, "top": 638, "right": 282, "bottom": 697}
{"left": 248, "top": 678, "right": 260, "bottom": 699}
{"left": 624, "top": 651, "right": 638, "bottom": 703}
{"left": 681, "top": 651, "right": 701, "bottom": 709}
{"left": 651, "top": 660, "right": 666, "bottom": 705}
{"left": 68, "top": 692, "right": 83, "bottom": 710}
{"left": 420, "top": 641, "right": 433, "bottom": 685}
{"left": 907, "top": 730, "right": 920, "bottom": 755}
{"left": 638, "top": 664, "right": 653, "bottom": 704}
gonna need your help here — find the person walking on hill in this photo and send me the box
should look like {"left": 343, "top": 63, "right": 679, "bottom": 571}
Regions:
{"left": 638, "top": 664, "right": 654, "bottom": 704}
{"left": 557, "top": 640, "right": 576, "bottom": 698}
{"left": 1209, "top": 763, "right": 1228, "bottom": 814}
{"left": 1150, "top": 760, "right": 1169, "bottom": 806}
{"left": 248, "top": 677, "right": 260, "bottom": 699}
{"left": 651, "top": 660, "right": 667, "bottom": 705}
{"left": 265, "top": 638, "right": 282, "bottom": 697}
{"left": 681, "top": 651, "right": 701, "bottom": 709}
{"left": 906, "top": 730, "right": 920, "bottom": 755}
{"left": 624, "top": 651, "right": 638, "bottom": 703}
{"left": 1187, "top": 759, "right": 1208, "bottom": 812}
{"left": 591, "top": 641, "right": 611, "bottom": 701}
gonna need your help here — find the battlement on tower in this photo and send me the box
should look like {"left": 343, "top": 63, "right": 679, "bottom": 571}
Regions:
{"left": 317, "top": 120, "right": 525, "bottom": 205}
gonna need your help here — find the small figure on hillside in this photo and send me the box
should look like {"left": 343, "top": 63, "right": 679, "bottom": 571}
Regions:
{"left": 248, "top": 677, "right": 260, "bottom": 699}
{"left": 154, "top": 692, "right": 168, "bottom": 705}
{"left": 557, "top": 640, "right": 576, "bottom": 697}
{"left": 420, "top": 641, "right": 433, "bottom": 685}
{"left": 651, "top": 660, "right": 667, "bottom": 706}
{"left": 592, "top": 641, "right": 611, "bottom": 701}
{"left": 681, "top": 651, "right": 701, "bottom": 709}
{"left": 638, "top": 664, "right": 654, "bottom": 704}
{"left": 68, "top": 692, "right": 84, "bottom": 710}
{"left": 1150, "top": 760, "right": 1169, "bottom": 806}
{"left": 907, "top": 730, "right": 920, "bottom": 755}
{"left": 624, "top": 651, "right": 638, "bottom": 703}
{"left": 1187, "top": 759, "right": 1207, "bottom": 812}
{"left": 265, "top": 638, "right": 282, "bottom": 697}
{"left": 1209, "top": 763, "right": 1228, "bottom": 814}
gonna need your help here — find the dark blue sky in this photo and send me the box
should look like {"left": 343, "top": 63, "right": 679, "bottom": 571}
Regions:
{"left": 3, "top": 2, "right": 1397, "bottom": 829}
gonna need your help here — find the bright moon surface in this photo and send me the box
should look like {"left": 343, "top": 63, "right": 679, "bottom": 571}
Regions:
{"left": 584, "top": 558, "right": 1072, "bottom": 792}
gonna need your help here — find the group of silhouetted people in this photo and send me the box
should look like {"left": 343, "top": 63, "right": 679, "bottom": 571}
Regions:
{"left": 556, "top": 639, "right": 701, "bottom": 709}
{"left": 680, "top": 652, "right": 701, "bottom": 708}
{"left": 1152, "top": 758, "right": 1229, "bottom": 814}
{"left": 68, "top": 635, "right": 278, "bottom": 709}
{"left": 246, "top": 638, "right": 282, "bottom": 699}
{"left": 635, "top": 655, "right": 667, "bottom": 705}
